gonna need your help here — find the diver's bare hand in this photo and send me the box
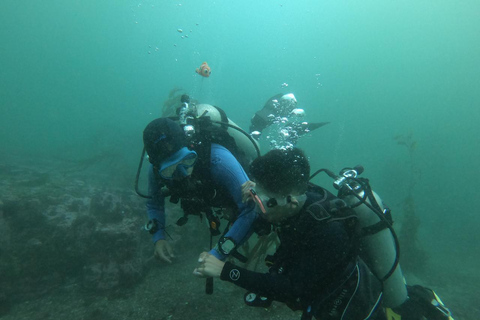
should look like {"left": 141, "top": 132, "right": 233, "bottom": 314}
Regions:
{"left": 154, "top": 240, "right": 175, "bottom": 263}
{"left": 193, "top": 252, "right": 225, "bottom": 278}
{"left": 241, "top": 180, "right": 256, "bottom": 203}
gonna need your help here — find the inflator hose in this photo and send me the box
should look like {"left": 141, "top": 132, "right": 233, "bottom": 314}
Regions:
{"left": 134, "top": 147, "right": 151, "bottom": 199}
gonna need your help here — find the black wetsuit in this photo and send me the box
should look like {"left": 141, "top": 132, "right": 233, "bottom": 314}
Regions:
{"left": 220, "top": 189, "right": 384, "bottom": 320}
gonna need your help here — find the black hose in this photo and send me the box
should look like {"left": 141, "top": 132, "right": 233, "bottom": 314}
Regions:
{"left": 206, "top": 233, "right": 214, "bottom": 294}
{"left": 134, "top": 147, "right": 151, "bottom": 199}
{"left": 208, "top": 119, "right": 261, "bottom": 159}
{"left": 309, "top": 168, "right": 337, "bottom": 180}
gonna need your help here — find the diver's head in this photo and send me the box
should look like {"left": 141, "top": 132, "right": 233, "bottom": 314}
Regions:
{"left": 248, "top": 148, "right": 309, "bottom": 222}
{"left": 143, "top": 118, "right": 197, "bottom": 180}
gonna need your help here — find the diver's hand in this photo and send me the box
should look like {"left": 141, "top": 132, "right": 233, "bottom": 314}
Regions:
{"left": 193, "top": 252, "right": 225, "bottom": 278}
{"left": 241, "top": 180, "right": 256, "bottom": 203}
{"left": 154, "top": 240, "right": 175, "bottom": 263}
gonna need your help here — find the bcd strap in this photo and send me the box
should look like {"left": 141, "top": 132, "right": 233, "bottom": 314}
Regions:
{"left": 358, "top": 206, "right": 393, "bottom": 237}
{"left": 213, "top": 105, "right": 229, "bottom": 130}
{"left": 359, "top": 220, "right": 390, "bottom": 237}
{"left": 360, "top": 178, "right": 384, "bottom": 214}
{"left": 195, "top": 108, "right": 244, "bottom": 171}
{"left": 306, "top": 194, "right": 357, "bottom": 223}
{"left": 306, "top": 192, "right": 330, "bottom": 222}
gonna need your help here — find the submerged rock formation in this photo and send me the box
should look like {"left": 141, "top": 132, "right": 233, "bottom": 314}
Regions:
{"left": 0, "top": 162, "right": 151, "bottom": 314}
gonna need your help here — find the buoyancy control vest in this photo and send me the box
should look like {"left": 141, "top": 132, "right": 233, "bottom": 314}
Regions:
{"left": 251, "top": 187, "right": 383, "bottom": 320}
{"left": 135, "top": 100, "right": 261, "bottom": 234}
{"left": 165, "top": 103, "right": 260, "bottom": 209}
{"left": 254, "top": 175, "right": 406, "bottom": 317}
{"left": 270, "top": 186, "right": 359, "bottom": 273}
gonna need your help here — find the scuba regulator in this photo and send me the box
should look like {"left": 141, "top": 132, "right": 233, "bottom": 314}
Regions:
{"left": 178, "top": 94, "right": 196, "bottom": 138}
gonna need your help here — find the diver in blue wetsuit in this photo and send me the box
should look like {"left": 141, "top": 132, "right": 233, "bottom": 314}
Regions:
{"left": 143, "top": 117, "right": 258, "bottom": 263}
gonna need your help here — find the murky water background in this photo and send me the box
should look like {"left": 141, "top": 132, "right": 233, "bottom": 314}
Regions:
{"left": 1, "top": 0, "right": 479, "bottom": 319}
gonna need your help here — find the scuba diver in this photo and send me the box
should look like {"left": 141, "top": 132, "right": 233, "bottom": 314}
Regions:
{"left": 249, "top": 93, "right": 329, "bottom": 145}
{"left": 140, "top": 95, "right": 261, "bottom": 266}
{"left": 137, "top": 91, "right": 334, "bottom": 294}
{"left": 194, "top": 148, "right": 454, "bottom": 320}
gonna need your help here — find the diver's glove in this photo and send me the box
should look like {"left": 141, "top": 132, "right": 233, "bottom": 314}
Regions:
{"left": 387, "top": 285, "right": 454, "bottom": 320}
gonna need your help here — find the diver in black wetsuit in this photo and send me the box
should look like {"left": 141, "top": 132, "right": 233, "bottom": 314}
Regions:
{"left": 194, "top": 148, "right": 384, "bottom": 319}
{"left": 193, "top": 148, "right": 455, "bottom": 320}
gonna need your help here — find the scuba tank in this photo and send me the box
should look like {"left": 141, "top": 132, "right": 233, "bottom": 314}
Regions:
{"left": 310, "top": 166, "right": 408, "bottom": 308}
{"left": 194, "top": 103, "right": 260, "bottom": 169}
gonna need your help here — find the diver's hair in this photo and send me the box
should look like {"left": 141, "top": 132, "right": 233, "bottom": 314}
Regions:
{"left": 250, "top": 148, "right": 310, "bottom": 195}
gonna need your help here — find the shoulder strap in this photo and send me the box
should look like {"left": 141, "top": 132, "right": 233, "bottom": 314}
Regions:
{"left": 305, "top": 184, "right": 358, "bottom": 223}
{"left": 195, "top": 107, "right": 250, "bottom": 171}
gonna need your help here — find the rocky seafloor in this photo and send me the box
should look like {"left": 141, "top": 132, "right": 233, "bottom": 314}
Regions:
{"left": 0, "top": 160, "right": 477, "bottom": 320}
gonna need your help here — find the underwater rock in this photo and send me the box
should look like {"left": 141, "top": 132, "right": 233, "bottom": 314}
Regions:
{"left": 0, "top": 291, "right": 10, "bottom": 317}
{"left": 82, "top": 257, "right": 145, "bottom": 291}
{"left": 82, "top": 262, "right": 121, "bottom": 291}
{"left": 0, "top": 162, "right": 151, "bottom": 302}
{"left": 0, "top": 201, "right": 11, "bottom": 248}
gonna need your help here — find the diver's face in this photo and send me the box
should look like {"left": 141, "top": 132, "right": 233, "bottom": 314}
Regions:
{"left": 262, "top": 202, "right": 295, "bottom": 223}
{"left": 251, "top": 185, "right": 306, "bottom": 224}
{"left": 157, "top": 147, "right": 198, "bottom": 181}
{"left": 147, "top": 141, "right": 175, "bottom": 166}
{"left": 171, "top": 163, "right": 196, "bottom": 181}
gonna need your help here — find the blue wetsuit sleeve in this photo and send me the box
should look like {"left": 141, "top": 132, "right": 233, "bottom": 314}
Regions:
{"left": 146, "top": 164, "right": 166, "bottom": 243}
{"left": 208, "top": 144, "right": 258, "bottom": 260}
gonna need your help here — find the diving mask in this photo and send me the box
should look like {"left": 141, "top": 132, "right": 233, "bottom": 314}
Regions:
{"left": 159, "top": 147, "right": 197, "bottom": 180}
{"left": 249, "top": 188, "right": 306, "bottom": 214}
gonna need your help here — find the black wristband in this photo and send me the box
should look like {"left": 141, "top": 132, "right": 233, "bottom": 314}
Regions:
{"left": 220, "top": 262, "right": 243, "bottom": 282}
{"left": 144, "top": 219, "right": 160, "bottom": 234}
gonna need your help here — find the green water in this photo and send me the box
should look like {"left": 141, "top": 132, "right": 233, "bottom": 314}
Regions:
{"left": 1, "top": 0, "right": 479, "bottom": 317}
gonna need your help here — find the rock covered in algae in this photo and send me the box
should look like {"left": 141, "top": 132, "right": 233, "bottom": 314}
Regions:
{"left": 0, "top": 161, "right": 152, "bottom": 306}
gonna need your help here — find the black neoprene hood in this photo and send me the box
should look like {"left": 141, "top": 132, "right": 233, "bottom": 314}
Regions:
{"left": 143, "top": 118, "right": 186, "bottom": 165}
